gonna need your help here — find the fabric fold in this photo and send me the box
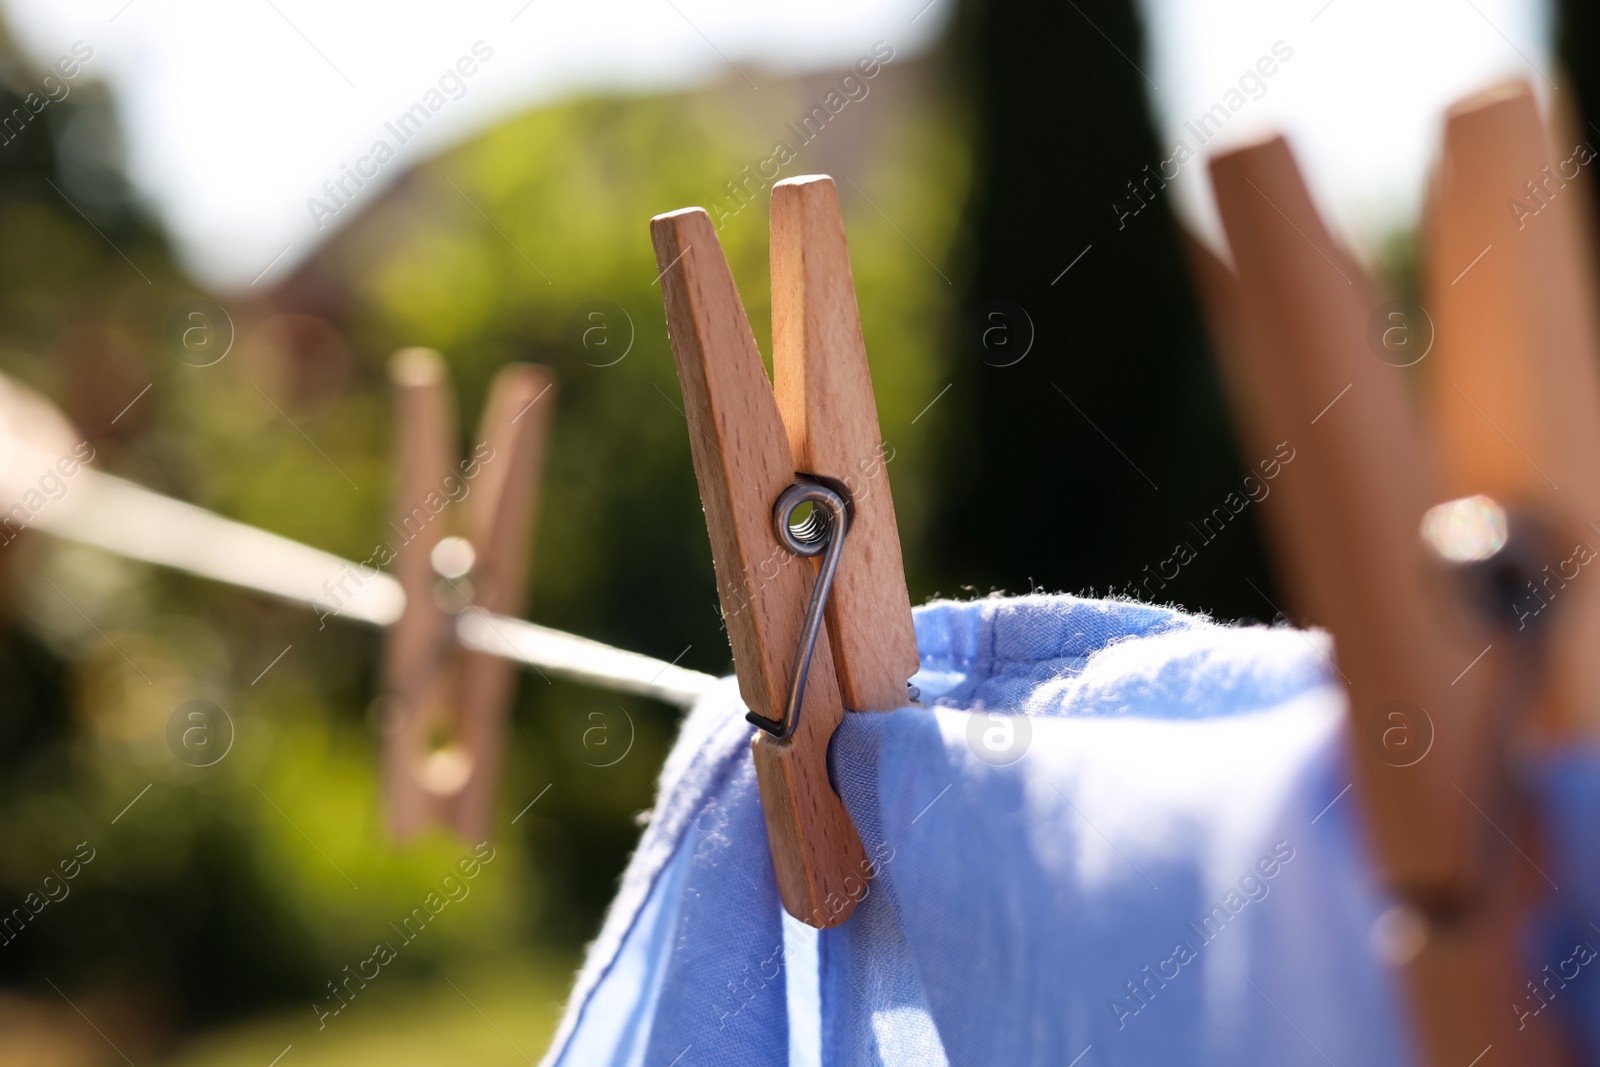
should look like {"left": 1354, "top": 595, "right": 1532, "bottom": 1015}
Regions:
{"left": 541, "top": 676, "right": 789, "bottom": 1067}
{"left": 545, "top": 594, "right": 1600, "bottom": 1065}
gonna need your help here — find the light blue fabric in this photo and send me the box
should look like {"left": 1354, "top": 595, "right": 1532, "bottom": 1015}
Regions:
{"left": 820, "top": 597, "right": 1412, "bottom": 1066}
{"left": 539, "top": 594, "right": 1592, "bottom": 1065}
{"left": 1530, "top": 747, "right": 1600, "bottom": 1061}
{"left": 540, "top": 673, "right": 790, "bottom": 1065}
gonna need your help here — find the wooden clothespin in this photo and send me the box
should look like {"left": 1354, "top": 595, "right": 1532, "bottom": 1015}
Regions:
{"left": 1199, "top": 133, "right": 1571, "bottom": 1063}
{"left": 1203, "top": 137, "right": 1482, "bottom": 892}
{"left": 651, "top": 174, "right": 919, "bottom": 928}
{"left": 1424, "top": 80, "right": 1600, "bottom": 742}
{"left": 382, "top": 348, "right": 555, "bottom": 840}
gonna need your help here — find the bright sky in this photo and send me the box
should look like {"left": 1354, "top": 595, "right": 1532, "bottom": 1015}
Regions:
{"left": 0, "top": 0, "right": 951, "bottom": 291}
{"left": 0, "top": 0, "right": 1554, "bottom": 290}
{"left": 1136, "top": 0, "right": 1554, "bottom": 254}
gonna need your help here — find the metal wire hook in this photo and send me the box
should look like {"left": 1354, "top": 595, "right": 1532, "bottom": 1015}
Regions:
{"left": 746, "top": 480, "right": 850, "bottom": 739}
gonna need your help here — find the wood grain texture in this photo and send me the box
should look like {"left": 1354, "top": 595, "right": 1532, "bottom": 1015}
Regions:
{"left": 771, "top": 175, "right": 918, "bottom": 712}
{"left": 1426, "top": 82, "right": 1600, "bottom": 741}
{"left": 652, "top": 206, "right": 869, "bottom": 926}
{"left": 1205, "top": 135, "right": 1570, "bottom": 1066}
{"left": 382, "top": 348, "right": 459, "bottom": 838}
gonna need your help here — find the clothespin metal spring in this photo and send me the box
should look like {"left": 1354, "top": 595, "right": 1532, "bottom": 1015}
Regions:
{"left": 652, "top": 178, "right": 921, "bottom": 926}
{"left": 748, "top": 480, "right": 850, "bottom": 739}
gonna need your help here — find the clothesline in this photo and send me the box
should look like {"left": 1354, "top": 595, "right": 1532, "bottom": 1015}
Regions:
{"left": 22, "top": 450, "right": 720, "bottom": 708}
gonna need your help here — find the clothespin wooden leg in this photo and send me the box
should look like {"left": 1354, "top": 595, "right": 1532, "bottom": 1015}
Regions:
{"left": 1181, "top": 233, "right": 1320, "bottom": 622}
{"left": 1425, "top": 81, "right": 1600, "bottom": 741}
{"left": 1203, "top": 136, "right": 1570, "bottom": 1066}
{"left": 1208, "top": 135, "right": 1484, "bottom": 894}
{"left": 771, "top": 176, "right": 919, "bottom": 713}
{"left": 448, "top": 363, "right": 554, "bottom": 838}
{"left": 652, "top": 206, "right": 871, "bottom": 927}
{"left": 381, "top": 349, "right": 555, "bottom": 841}
{"left": 384, "top": 349, "right": 461, "bottom": 839}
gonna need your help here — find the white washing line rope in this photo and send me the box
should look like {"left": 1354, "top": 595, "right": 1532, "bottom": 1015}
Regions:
{"left": 27, "top": 462, "right": 720, "bottom": 708}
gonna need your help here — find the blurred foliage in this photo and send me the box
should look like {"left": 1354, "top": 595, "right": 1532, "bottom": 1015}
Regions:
{"left": 0, "top": 12, "right": 971, "bottom": 1063}
{"left": 0, "top": 0, "right": 1408, "bottom": 1055}
{"left": 165, "top": 960, "right": 571, "bottom": 1067}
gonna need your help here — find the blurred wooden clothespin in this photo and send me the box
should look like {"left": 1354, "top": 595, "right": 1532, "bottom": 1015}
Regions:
{"left": 1424, "top": 81, "right": 1600, "bottom": 744}
{"left": 1191, "top": 84, "right": 1591, "bottom": 1063}
{"left": 382, "top": 349, "right": 555, "bottom": 840}
{"left": 650, "top": 174, "right": 919, "bottom": 927}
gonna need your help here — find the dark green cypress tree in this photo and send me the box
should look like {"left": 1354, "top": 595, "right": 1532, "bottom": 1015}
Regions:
{"left": 933, "top": 0, "right": 1277, "bottom": 620}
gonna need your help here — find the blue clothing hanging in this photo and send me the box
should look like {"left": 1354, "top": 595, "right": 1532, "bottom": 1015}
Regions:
{"left": 541, "top": 594, "right": 1600, "bottom": 1066}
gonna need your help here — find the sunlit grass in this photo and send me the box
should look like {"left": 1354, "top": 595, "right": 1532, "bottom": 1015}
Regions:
{"left": 166, "top": 958, "right": 577, "bottom": 1067}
